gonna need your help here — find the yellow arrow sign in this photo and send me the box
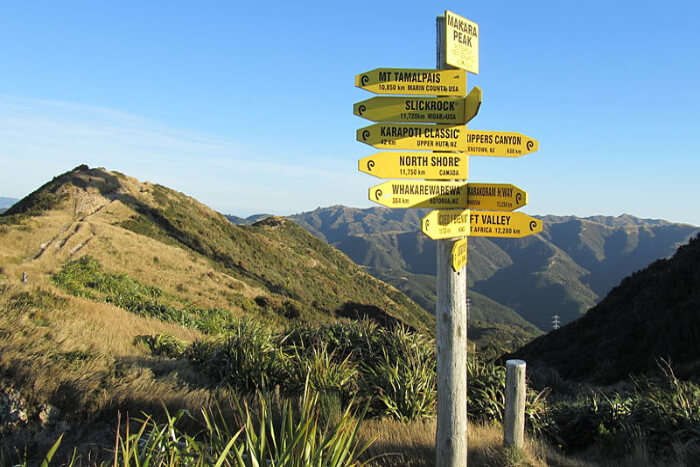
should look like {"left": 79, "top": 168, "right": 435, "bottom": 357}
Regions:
{"left": 422, "top": 209, "right": 471, "bottom": 240}
{"left": 358, "top": 152, "right": 468, "bottom": 180}
{"left": 452, "top": 238, "right": 468, "bottom": 271}
{"left": 355, "top": 68, "right": 467, "bottom": 96}
{"left": 444, "top": 10, "right": 479, "bottom": 74}
{"left": 357, "top": 123, "right": 468, "bottom": 151}
{"left": 368, "top": 181, "right": 527, "bottom": 211}
{"left": 469, "top": 211, "right": 543, "bottom": 238}
{"left": 465, "top": 130, "right": 539, "bottom": 157}
{"left": 354, "top": 86, "right": 481, "bottom": 124}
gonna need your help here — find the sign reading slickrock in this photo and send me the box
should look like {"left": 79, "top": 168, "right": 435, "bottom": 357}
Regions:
{"left": 354, "top": 86, "right": 481, "bottom": 124}
{"left": 422, "top": 209, "right": 471, "bottom": 239}
{"left": 358, "top": 152, "right": 468, "bottom": 180}
{"left": 465, "top": 130, "right": 539, "bottom": 157}
{"left": 451, "top": 238, "right": 468, "bottom": 272}
{"left": 368, "top": 181, "right": 527, "bottom": 211}
{"left": 445, "top": 10, "right": 479, "bottom": 74}
{"left": 357, "top": 123, "right": 468, "bottom": 150}
{"left": 355, "top": 68, "right": 467, "bottom": 96}
{"left": 469, "top": 211, "right": 543, "bottom": 238}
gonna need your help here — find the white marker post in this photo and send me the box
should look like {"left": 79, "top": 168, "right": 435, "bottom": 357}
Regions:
{"left": 435, "top": 14, "right": 468, "bottom": 467}
{"left": 504, "top": 360, "right": 527, "bottom": 449}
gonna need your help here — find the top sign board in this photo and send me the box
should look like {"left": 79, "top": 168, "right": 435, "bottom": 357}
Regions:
{"left": 355, "top": 68, "right": 467, "bottom": 96}
{"left": 444, "top": 10, "right": 479, "bottom": 74}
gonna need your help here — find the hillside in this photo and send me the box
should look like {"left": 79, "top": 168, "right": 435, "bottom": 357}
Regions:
{"left": 0, "top": 166, "right": 433, "bottom": 333}
{"left": 0, "top": 197, "right": 17, "bottom": 214}
{"left": 291, "top": 206, "right": 699, "bottom": 331}
{"left": 509, "top": 232, "right": 700, "bottom": 384}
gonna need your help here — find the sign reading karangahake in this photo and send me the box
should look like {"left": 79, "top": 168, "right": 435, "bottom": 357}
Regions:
{"left": 355, "top": 68, "right": 467, "bottom": 96}
{"left": 357, "top": 123, "right": 467, "bottom": 150}
{"left": 444, "top": 10, "right": 479, "bottom": 74}
{"left": 422, "top": 209, "right": 471, "bottom": 240}
{"left": 358, "top": 152, "right": 468, "bottom": 180}
{"left": 368, "top": 181, "right": 526, "bottom": 211}
{"left": 465, "top": 130, "right": 539, "bottom": 157}
{"left": 469, "top": 211, "right": 543, "bottom": 238}
{"left": 451, "top": 238, "right": 468, "bottom": 272}
{"left": 354, "top": 86, "right": 481, "bottom": 124}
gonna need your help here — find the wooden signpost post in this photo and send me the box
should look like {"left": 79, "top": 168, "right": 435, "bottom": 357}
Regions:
{"left": 354, "top": 9, "right": 540, "bottom": 466}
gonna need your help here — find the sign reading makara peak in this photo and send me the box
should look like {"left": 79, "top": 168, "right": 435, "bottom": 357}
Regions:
{"left": 355, "top": 68, "right": 467, "bottom": 96}
{"left": 354, "top": 87, "right": 482, "bottom": 124}
{"left": 359, "top": 152, "right": 468, "bottom": 180}
{"left": 444, "top": 10, "right": 479, "bottom": 74}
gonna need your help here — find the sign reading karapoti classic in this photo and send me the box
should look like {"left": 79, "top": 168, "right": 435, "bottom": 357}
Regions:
{"left": 357, "top": 123, "right": 468, "bottom": 150}
{"left": 358, "top": 152, "right": 468, "bottom": 180}
{"left": 355, "top": 68, "right": 467, "bottom": 96}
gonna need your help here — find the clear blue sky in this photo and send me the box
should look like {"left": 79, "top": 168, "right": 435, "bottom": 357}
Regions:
{"left": 2, "top": 1, "right": 699, "bottom": 225}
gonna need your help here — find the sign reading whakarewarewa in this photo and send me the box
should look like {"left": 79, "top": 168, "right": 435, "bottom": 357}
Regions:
{"left": 354, "top": 86, "right": 481, "bottom": 124}
{"left": 444, "top": 10, "right": 479, "bottom": 74}
{"left": 355, "top": 68, "right": 467, "bottom": 96}
{"left": 368, "top": 181, "right": 527, "bottom": 211}
{"left": 358, "top": 152, "right": 468, "bottom": 180}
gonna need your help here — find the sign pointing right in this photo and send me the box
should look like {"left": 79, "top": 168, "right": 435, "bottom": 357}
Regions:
{"left": 465, "top": 130, "right": 539, "bottom": 157}
{"left": 469, "top": 211, "right": 543, "bottom": 238}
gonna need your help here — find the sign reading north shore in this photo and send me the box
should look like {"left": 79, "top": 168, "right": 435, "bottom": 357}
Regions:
{"left": 469, "top": 211, "right": 543, "bottom": 238}
{"left": 369, "top": 181, "right": 467, "bottom": 209}
{"left": 444, "top": 10, "right": 479, "bottom": 74}
{"left": 354, "top": 86, "right": 481, "bottom": 124}
{"left": 355, "top": 68, "right": 467, "bottom": 96}
{"left": 357, "top": 123, "right": 468, "bottom": 150}
{"left": 467, "top": 183, "right": 527, "bottom": 211}
{"left": 358, "top": 152, "right": 468, "bottom": 180}
{"left": 451, "top": 238, "right": 468, "bottom": 272}
{"left": 368, "top": 181, "right": 526, "bottom": 211}
{"left": 422, "top": 209, "right": 471, "bottom": 240}
{"left": 465, "top": 130, "right": 539, "bottom": 157}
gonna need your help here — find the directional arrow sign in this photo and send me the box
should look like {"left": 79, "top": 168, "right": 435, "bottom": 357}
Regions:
{"left": 469, "top": 211, "right": 543, "bottom": 238}
{"left": 466, "top": 183, "right": 527, "bottom": 211}
{"left": 354, "top": 86, "right": 481, "bottom": 124}
{"left": 368, "top": 181, "right": 527, "bottom": 211}
{"left": 452, "top": 238, "right": 468, "bottom": 272}
{"left": 355, "top": 68, "right": 467, "bottom": 96}
{"left": 357, "top": 123, "right": 467, "bottom": 151}
{"left": 465, "top": 130, "right": 539, "bottom": 157}
{"left": 422, "top": 209, "right": 471, "bottom": 239}
{"left": 359, "top": 152, "right": 468, "bottom": 180}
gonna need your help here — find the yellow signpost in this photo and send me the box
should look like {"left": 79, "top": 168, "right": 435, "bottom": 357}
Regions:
{"left": 465, "top": 130, "right": 539, "bottom": 157}
{"left": 354, "top": 86, "right": 482, "bottom": 124}
{"left": 357, "top": 123, "right": 468, "bottom": 150}
{"left": 355, "top": 68, "right": 467, "bottom": 96}
{"left": 469, "top": 211, "right": 543, "bottom": 238}
{"left": 422, "top": 209, "right": 471, "bottom": 239}
{"left": 358, "top": 152, "right": 468, "bottom": 180}
{"left": 444, "top": 10, "right": 479, "bottom": 74}
{"left": 451, "top": 238, "right": 468, "bottom": 272}
{"left": 368, "top": 181, "right": 527, "bottom": 211}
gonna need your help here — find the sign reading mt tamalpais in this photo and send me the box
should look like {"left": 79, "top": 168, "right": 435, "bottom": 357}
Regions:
{"left": 355, "top": 68, "right": 467, "bottom": 96}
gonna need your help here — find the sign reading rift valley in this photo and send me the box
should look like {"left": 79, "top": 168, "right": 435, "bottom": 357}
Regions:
{"left": 354, "top": 87, "right": 481, "bottom": 124}
{"left": 355, "top": 68, "right": 467, "bottom": 96}
{"left": 469, "top": 211, "right": 543, "bottom": 238}
{"left": 368, "top": 181, "right": 527, "bottom": 211}
{"left": 358, "top": 152, "right": 468, "bottom": 180}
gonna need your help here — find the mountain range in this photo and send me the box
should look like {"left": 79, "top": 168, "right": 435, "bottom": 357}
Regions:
{"left": 287, "top": 206, "right": 699, "bottom": 331}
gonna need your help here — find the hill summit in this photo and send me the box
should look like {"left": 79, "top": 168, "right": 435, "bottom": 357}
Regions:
{"left": 0, "top": 165, "right": 433, "bottom": 332}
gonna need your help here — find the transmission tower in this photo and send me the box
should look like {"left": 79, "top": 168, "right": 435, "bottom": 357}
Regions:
{"left": 552, "top": 314, "right": 560, "bottom": 330}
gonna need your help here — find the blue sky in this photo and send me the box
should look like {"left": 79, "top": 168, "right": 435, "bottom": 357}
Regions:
{"left": 2, "top": 1, "right": 699, "bottom": 225}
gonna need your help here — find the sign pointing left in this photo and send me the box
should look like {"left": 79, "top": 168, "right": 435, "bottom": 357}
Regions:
{"left": 354, "top": 87, "right": 482, "bottom": 124}
{"left": 355, "top": 68, "right": 467, "bottom": 96}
